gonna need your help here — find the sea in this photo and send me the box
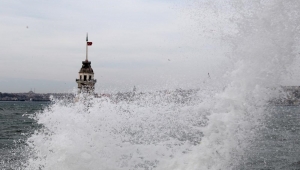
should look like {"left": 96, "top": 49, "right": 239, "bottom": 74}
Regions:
{"left": 0, "top": 101, "right": 49, "bottom": 169}
{"left": 2, "top": 0, "right": 300, "bottom": 169}
{"left": 0, "top": 96, "right": 300, "bottom": 170}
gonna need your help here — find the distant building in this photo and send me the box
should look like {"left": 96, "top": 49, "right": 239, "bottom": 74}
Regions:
{"left": 75, "top": 34, "right": 97, "bottom": 93}
{"left": 28, "top": 90, "right": 34, "bottom": 94}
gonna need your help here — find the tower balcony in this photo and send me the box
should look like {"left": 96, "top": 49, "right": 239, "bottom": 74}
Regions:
{"left": 76, "top": 79, "right": 97, "bottom": 84}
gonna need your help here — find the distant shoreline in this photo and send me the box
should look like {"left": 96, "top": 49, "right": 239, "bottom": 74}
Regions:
{"left": 2, "top": 86, "right": 300, "bottom": 106}
{"left": 0, "top": 92, "right": 73, "bottom": 102}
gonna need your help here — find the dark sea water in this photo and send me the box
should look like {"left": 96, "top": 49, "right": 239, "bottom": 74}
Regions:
{"left": 242, "top": 106, "right": 300, "bottom": 170}
{"left": 0, "top": 101, "right": 300, "bottom": 169}
{"left": 0, "top": 101, "right": 50, "bottom": 169}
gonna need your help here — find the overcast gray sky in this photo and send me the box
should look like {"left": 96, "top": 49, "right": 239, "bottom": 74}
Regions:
{"left": 0, "top": 0, "right": 233, "bottom": 93}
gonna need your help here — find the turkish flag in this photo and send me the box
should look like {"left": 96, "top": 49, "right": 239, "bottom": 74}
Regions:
{"left": 87, "top": 42, "right": 92, "bottom": 46}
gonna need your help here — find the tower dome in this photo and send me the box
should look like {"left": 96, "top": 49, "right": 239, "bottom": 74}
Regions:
{"left": 79, "top": 60, "right": 94, "bottom": 74}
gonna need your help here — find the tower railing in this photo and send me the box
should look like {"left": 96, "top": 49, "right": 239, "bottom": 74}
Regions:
{"left": 76, "top": 79, "right": 97, "bottom": 82}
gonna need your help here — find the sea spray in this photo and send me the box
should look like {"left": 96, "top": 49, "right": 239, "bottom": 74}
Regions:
{"left": 20, "top": 1, "right": 300, "bottom": 170}
{"left": 24, "top": 91, "right": 207, "bottom": 170}
{"left": 159, "top": 0, "right": 300, "bottom": 169}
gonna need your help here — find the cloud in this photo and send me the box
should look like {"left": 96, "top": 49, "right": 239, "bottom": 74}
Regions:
{"left": 0, "top": 0, "right": 228, "bottom": 93}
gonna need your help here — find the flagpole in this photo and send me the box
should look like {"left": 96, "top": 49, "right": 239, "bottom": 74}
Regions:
{"left": 86, "top": 33, "right": 88, "bottom": 61}
{"left": 86, "top": 42, "right": 88, "bottom": 61}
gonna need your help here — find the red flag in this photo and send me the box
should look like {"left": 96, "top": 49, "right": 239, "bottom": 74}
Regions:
{"left": 87, "top": 42, "right": 92, "bottom": 46}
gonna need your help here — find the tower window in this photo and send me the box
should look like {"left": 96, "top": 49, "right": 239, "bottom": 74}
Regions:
{"left": 89, "top": 76, "right": 91, "bottom": 80}
{"left": 80, "top": 75, "right": 82, "bottom": 80}
{"left": 84, "top": 75, "right": 87, "bottom": 81}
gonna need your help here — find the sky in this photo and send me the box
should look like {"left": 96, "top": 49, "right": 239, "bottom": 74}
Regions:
{"left": 0, "top": 0, "right": 233, "bottom": 93}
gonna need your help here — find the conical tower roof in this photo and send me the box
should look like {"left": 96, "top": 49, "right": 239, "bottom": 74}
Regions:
{"left": 79, "top": 60, "right": 94, "bottom": 74}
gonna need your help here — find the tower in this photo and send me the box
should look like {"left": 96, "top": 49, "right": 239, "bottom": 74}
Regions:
{"left": 76, "top": 34, "right": 97, "bottom": 93}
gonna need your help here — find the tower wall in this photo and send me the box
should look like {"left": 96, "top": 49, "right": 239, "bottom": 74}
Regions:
{"left": 76, "top": 60, "right": 96, "bottom": 93}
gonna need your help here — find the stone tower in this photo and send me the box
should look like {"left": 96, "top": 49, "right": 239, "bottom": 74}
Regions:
{"left": 75, "top": 34, "right": 96, "bottom": 93}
